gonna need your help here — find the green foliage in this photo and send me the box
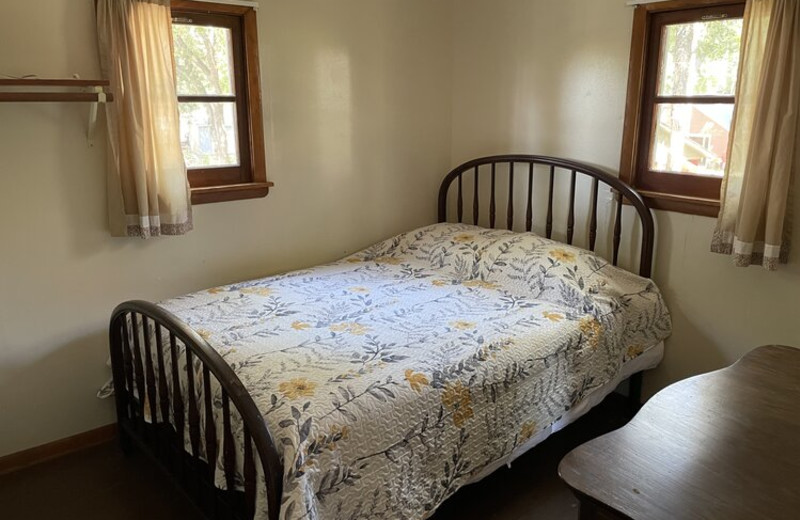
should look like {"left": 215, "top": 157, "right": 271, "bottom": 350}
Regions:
{"left": 695, "top": 19, "right": 742, "bottom": 94}
{"left": 172, "top": 23, "right": 237, "bottom": 167}
{"left": 660, "top": 19, "right": 743, "bottom": 96}
{"left": 173, "top": 24, "right": 233, "bottom": 95}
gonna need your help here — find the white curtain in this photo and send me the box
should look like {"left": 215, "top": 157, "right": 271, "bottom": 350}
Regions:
{"left": 711, "top": 0, "right": 800, "bottom": 269}
{"left": 97, "top": 0, "right": 192, "bottom": 238}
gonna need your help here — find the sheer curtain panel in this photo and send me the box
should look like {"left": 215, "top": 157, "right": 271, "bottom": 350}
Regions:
{"left": 712, "top": 0, "right": 800, "bottom": 269}
{"left": 97, "top": 0, "right": 193, "bottom": 238}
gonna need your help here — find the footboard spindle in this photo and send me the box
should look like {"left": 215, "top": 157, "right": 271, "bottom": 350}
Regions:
{"left": 110, "top": 301, "right": 284, "bottom": 520}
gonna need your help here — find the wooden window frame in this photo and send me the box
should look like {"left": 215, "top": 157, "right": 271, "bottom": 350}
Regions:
{"left": 171, "top": 0, "right": 271, "bottom": 205}
{"left": 619, "top": 0, "right": 746, "bottom": 217}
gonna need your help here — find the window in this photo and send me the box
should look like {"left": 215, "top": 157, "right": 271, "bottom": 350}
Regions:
{"left": 171, "top": 0, "right": 270, "bottom": 204}
{"left": 620, "top": 0, "right": 745, "bottom": 216}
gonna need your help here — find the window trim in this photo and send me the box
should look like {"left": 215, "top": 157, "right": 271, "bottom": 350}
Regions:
{"left": 171, "top": 0, "right": 272, "bottom": 205}
{"left": 619, "top": 0, "right": 746, "bottom": 217}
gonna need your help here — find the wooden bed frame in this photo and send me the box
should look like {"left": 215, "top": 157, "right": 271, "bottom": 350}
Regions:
{"left": 109, "top": 155, "right": 655, "bottom": 520}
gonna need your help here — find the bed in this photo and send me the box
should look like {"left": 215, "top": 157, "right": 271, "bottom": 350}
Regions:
{"left": 108, "top": 155, "right": 672, "bottom": 520}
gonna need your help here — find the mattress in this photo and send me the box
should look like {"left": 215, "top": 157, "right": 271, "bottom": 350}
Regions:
{"left": 127, "top": 223, "right": 673, "bottom": 520}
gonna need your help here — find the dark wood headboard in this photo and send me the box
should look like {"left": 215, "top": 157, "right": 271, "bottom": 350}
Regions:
{"left": 438, "top": 155, "right": 655, "bottom": 278}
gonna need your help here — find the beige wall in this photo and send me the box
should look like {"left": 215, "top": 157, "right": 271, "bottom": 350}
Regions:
{"left": 451, "top": 0, "right": 800, "bottom": 397}
{"left": 0, "top": 0, "right": 454, "bottom": 457}
{"left": 2, "top": 0, "right": 798, "bottom": 458}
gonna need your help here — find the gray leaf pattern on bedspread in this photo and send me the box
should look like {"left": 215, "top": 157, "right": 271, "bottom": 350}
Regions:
{"left": 157, "top": 223, "right": 672, "bottom": 520}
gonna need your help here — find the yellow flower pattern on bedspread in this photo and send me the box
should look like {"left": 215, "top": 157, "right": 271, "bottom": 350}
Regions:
{"left": 279, "top": 379, "right": 318, "bottom": 400}
{"left": 151, "top": 223, "right": 671, "bottom": 520}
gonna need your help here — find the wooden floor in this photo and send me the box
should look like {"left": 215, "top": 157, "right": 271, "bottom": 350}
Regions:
{"left": 0, "top": 397, "right": 628, "bottom": 520}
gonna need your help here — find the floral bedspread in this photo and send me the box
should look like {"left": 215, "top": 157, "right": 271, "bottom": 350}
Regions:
{"left": 158, "top": 223, "right": 672, "bottom": 520}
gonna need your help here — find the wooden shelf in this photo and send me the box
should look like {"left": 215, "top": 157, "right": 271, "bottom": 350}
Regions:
{"left": 0, "top": 78, "right": 114, "bottom": 145}
{"left": 0, "top": 92, "right": 114, "bottom": 103}
{"left": 0, "top": 79, "right": 110, "bottom": 87}
{"left": 0, "top": 78, "right": 113, "bottom": 103}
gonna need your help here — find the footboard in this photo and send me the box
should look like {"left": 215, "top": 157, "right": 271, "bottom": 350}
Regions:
{"left": 109, "top": 300, "right": 283, "bottom": 520}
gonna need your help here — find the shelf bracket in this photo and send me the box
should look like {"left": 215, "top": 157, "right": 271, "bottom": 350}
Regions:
{"left": 86, "top": 86, "right": 108, "bottom": 147}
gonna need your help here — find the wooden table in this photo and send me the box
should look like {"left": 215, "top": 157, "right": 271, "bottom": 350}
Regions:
{"left": 559, "top": 345, "right": 800, "bottom": 520}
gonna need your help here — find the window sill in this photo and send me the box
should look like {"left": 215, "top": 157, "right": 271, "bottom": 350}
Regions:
{"left": 191, "top": 182, "right": 273, "bottom": 205}
{"left": 635, "top": 189, "right": 720, "bottom": 218}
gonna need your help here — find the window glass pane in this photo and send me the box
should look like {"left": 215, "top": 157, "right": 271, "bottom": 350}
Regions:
{"left": 650, "top": 103, "right": 733, "bottom": 177}
{"left": 173, "top": 23, "right": 235, "bottom": 96}
{"left": 179, "top": 102, "right": 240, "bottom": 168}
{"left": 658, "top": 18, "right": 743, "bottom": 96}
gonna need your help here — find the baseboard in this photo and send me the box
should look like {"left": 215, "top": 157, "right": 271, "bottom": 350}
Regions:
{"left": 0, "top": 423, "right": 117, "bottom": 476}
